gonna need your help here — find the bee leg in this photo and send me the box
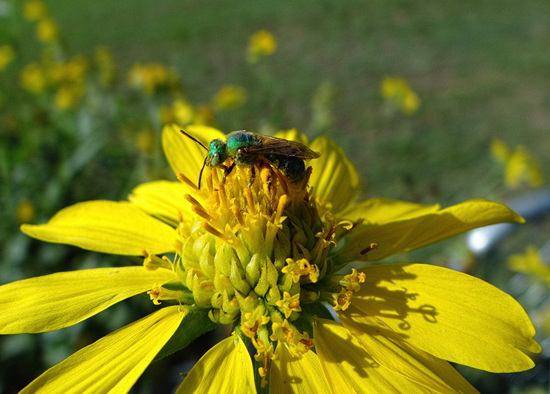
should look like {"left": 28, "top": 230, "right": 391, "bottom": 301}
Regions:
{"left": 222, "top": 162, "right": 236, "bottom": 183}
{"left": 248, "top": 166, "right": 256, "bottom": 187}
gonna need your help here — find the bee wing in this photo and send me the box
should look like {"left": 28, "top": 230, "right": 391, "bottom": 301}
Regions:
{"left": 241, "top": 135, "right": 320, "bottom": 159}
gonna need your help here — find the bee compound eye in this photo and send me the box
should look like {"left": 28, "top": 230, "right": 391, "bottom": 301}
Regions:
{"left": 212, "top": 153, "right": 220, "bottom": 166}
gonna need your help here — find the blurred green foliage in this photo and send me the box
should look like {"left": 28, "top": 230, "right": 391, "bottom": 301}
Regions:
{"left": 1, "top": 0, "right": 550, "bottom": 392}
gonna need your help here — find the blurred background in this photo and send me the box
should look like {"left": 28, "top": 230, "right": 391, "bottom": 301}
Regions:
{"left": 1, "top": 0, "right": 549, "bottom": 392}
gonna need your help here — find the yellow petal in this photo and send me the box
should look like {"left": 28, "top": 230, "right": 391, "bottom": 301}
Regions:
{"left": 162, "top": 123, "right": 225, "bottom": 184}
{"left": 314, "top": 319, "right": 440, "bottom": 393}
{"left": 129, "top": 180, "right": 194, "bottom": 226}
{"left": 0, "top": 266, "right": 176, "bottom": 334}
{"left": 176, "top": 335, "right": 255, "bottom": 394}
{"left": 21, "top": 200, "right": 178, "bottom": 255}
{"left": 338, "top": 311, "right": 477, "bottom": 393}
{"left": 270, "top": 345, "right": 331, "bottom": 394}
{"left": 308, "top": 136, "right": 361, "bottom": 213}
{"left": 21, "top": 305, "right": 185, "bottom": 394}
{"left": 340, "top": 199, "right": 524, "bottom": 262}
{"left": 338, "top": 197, "right": 440, "bottom": 224}
{"left": 274, "top": 129, "right": 309, "bottom": 145}
{"left": 352, "top": 263, "right": 540, "bottom": 372}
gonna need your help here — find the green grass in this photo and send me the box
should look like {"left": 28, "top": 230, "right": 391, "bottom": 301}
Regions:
{"left": 41, "top": 0, "right": 550, "bottom": 206}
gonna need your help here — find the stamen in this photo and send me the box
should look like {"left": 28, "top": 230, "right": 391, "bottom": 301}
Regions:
{"left": 232, "top": 205, "right": 246, "bottom": 228}
{"left": 331, "top": 289, "right": 353, "bottom": 310}
{"left": 218, "top": 181, "right": 228, "bottom": 207}
{"left": 143, "top": 250, "right": 173, "bottom": 270}
{"left": 339, "top": 268, "right": 366, "bottom": 292}
{"left": 244, "top": 188, "right": 256, "bottom": 214}
{"left": 177, "top": 172, "right": 198, "bottom": 190}
{"left": 202, "top": 222, "right": 228, "bottom": 240}
{"left": 192, "top": 205, "right": 212, "bottom": 221}
{"left": 360, "top": 242, "right": 378, "bottom": 255}
{"left": 275, "top": 291, "right": 302, "bottom": 318}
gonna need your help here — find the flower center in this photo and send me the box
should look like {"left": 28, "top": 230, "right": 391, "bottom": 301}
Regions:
{"left": 147, "top": 162, "right": 367, "bottom": 386}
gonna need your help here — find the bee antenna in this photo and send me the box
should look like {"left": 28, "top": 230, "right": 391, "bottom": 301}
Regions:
{"left": 180, "top": 130, "right": 208, "bottom": 151}
{"left": 198, "top": 159, "right": 207, "bottom": 189}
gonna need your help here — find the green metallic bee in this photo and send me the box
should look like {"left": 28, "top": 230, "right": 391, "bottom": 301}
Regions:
{"left": 180, "top": 130, "right": 320, "bottom": 188}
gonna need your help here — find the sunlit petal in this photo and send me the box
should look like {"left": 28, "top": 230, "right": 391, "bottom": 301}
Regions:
{"left": 338, "top": 197, "right": 440, "bottom": 224}
{"left": 339, "top": 311, "right": 477, "bottom": 393}
{"left": 21, "top": 306, "right": 185, "bottom": 394}
{"left": 162, "top": 124, "right": 225, "bottom": 183}
{"left": 0, "top": 267, "right": 176, "bottom": 334}
{"left": 270, "top": 345, "right": 331, "bottom": 394}
{"left": 21, "top": 201, "right": 177, "bottom": 255}
{"left": 340, "top": 199, "right": 524, "bottom": 262}
{"left": 315, "top": 319, "right": 437, "bottom": 393}
{"left": 129, "top": 180, "right": 194, "bottom": 226}
{"left": 352, "top": 263, "right": 540, "bottom": 372}
{"left": 309, "top": 136, "right": 361, "bottom": 213}
{"left": 176, "top": 335, "right": 255, "bottom": 394}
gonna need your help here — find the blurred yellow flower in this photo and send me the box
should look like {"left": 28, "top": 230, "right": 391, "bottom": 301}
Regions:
{"left": 128, "top": 63, "right": 177, "bottom": 95}
{"left": 172, "top": 98, "right": 195, "bottom": 125}
{"left": 194, "top": 105, "right": 216, "bottom": 126}
{"left": 23, "top": 0, "right": 47, "bottom": 21}
{"left": 381, "top": 76, "right": 420, "bottom": 114}
{"left": 54, "top": 83, "right": 85, "bottom": 110}
{"left": 17, "top": 200, "right": 36, "bottom": 223}
{"left": 491, "top": 138, "right": 544, "bottom": 189}
{"left": 247, "top": 30, "right": 277, "bottom": 63}
{"left": 213, "top": 85, "right": 247, "bottom": 110}
{"left": 48, "top": 55, "right": 89, "bottom": 85}
{"left": 20, "top": 63, "right": 46, "bottom": 94}
{"left": 36, "top": 18, "right": 59, "bottom": 42}
{"left": 490, "top": 138, "right": 510, "bottom": 162}
{"left": 0, "top": 45, "right": 15, "bottom": 71}
{"left": 509, "top": 245, "right": 550, "bottom": 285}
{"left": 95, "top": 46, "right": 116, "bottom": 87}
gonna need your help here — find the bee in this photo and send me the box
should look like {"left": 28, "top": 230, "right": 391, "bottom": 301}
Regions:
{"left": 180, "top": 130, "right": 320, "bottom": 188}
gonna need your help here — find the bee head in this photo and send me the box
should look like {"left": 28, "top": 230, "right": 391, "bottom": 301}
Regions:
{"left": 205, "top": 139, "right": 228, "bottom": 167}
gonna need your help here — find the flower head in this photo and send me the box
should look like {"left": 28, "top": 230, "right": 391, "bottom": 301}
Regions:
{"left": 247, "top": 30, "right": 277, "bottom": 63}
{"left": 213, "top": 84, "right": 247, "bottom": 111}
{"left": 0, "top": 45, "right": 15, "bottom": 71}
{"left": 5, "top": 125, "right": 539, "bottom": 392}
{"left": 491, "top": 138, "right": 544, "bottom": 189}
{"left": 381, "top": 76, "right": 420, "bottom": 114}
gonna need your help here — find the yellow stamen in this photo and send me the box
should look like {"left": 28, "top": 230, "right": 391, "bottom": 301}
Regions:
{"left": 244, "top": 188, "right": 256, "bottom": 214}
{"left": 202, "top": 222, "right": 228, "bottom": 240}
{"left": 177, "top": 172, "right": 198, "bottom": 190}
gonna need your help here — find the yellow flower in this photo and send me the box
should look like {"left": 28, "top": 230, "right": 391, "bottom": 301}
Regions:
{"left": 0, "top": 45, "right": 15, "bottom": 71}
{"left": 20, "top": 62, "right": 46, "bottom": 94}
{"left": 94, "top": 46, "right": 116, "bottom": 87}
{"left": 23, "top": 0, "right": 47, "bottom": 21}
{"left": 491, "top": 139, "right": 544, "bottom": 189}
{"left": 54, "top": 83, "right": 85, "bottom": 110}
{"left": 247, "top": 30, "right": 277, "bottom": 63}
{"left": 213, "top": 85, "right": 247, "bottom": 111}
{"left": 36, "top": 18, "right": 59, "bottom": 42}
{"left": 172, "top": 98, "right": 195, "bottom": 125}
{"left": 6, "top": 125, "right": 539, "bottom": 392}
{"left": 16, "top": 200, "right": 36, "bottom": 223}
{"left": 128, "top": 62, "right": 177, "bottom": 95}
{"left": 48, "top": 55, "right": 89, "bottom": 85}
{"left": 381, "top": 76, "right": 420, "bottom": 114}
{"left": 509, "top": 245, "right": 550, "bottom": 284}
